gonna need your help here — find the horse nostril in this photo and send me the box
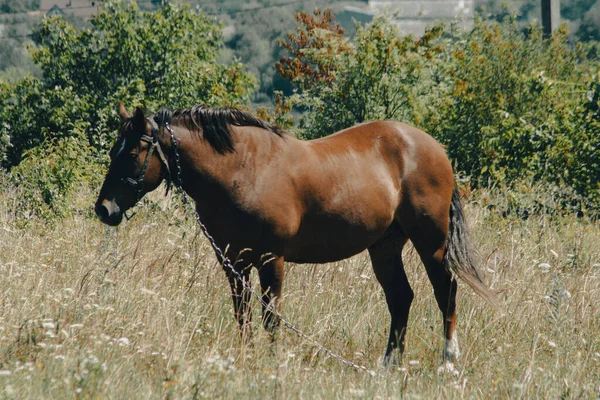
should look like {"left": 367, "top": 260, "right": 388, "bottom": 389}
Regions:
{"left": 95, "top": 200, "right": 122, "bottom": 226}
{"left": 95, "top": 203, "right": 109, "bottom": 220}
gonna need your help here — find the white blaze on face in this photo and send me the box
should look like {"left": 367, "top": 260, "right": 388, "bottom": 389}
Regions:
{"left": 115, "top": 137, "right": 128, "bottom": 158}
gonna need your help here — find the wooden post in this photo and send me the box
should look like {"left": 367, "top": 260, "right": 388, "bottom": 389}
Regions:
{"left": 541, "top": 0, "right": 560, "bottom": 37}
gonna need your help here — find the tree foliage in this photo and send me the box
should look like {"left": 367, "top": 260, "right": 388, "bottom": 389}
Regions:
{"left": 429, "top": 18, "right": 600, "bottom": 213}
{"left": 0, "top": 0, "right": 40, "bottom": 14}
{"left": 277, "top": 11, "right": 445, "bottom": 139}
{"left": 278, "top": 10, "right": 600, "bottom": 214}
{"left": 0, "top": 1, "right": 256, "bottom": 218}
{"left": 432, "top": 20, "right": 583, "bottom": 180}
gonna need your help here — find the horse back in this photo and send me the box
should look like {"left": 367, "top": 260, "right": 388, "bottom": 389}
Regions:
{"left": 301, "top": 120, "right": 453, "bottom": 199}
{"left": 279, "top": 121, "right": 453, "bottom": 262}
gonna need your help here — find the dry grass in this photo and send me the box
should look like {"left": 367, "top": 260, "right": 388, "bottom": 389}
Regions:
{"left": 0, "top": 185, "right": 599, "bottom": 399}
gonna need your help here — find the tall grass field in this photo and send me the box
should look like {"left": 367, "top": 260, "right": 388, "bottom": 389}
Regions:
{"left": 1, "top": 185, "right": 599, "bottom": 398}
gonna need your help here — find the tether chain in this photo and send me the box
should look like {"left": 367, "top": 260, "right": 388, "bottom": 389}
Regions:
{"left": 165, "top": 123, "right": 375, "bottom": 375}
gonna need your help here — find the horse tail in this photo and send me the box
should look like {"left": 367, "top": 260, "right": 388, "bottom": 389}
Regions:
{"left": 443, "top": 186, "right": 500, "bottom": 309}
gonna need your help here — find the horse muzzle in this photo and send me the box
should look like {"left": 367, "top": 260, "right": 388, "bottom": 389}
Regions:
{"left": 95, "top": 199, "right": 123, "bottom": 226}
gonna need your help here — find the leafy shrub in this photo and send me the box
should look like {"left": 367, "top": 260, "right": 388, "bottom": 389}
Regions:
{"left": 25, "top": 1, "right": 255, "bottom": 157}
{"left": 10, "top": 137, "right": 99, "bottom": 220}
{"left": 428, "top": 18, "right": 600, "bottom": 213}
{"left": 278, "top": 11, "right": 600, "bottom": 215}
{"left": 277, "top": 11, "right": 443, "bottom": 139}
{"left": 430, "top": 20, "right": 582, "bottom": 179}
{"left": 0, "top": 1, "right": 256, "bottom": 219}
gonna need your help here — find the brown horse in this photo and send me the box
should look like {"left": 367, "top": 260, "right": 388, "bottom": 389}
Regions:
{"left": 95, "top": 103, "right": 497, "bottom": 369}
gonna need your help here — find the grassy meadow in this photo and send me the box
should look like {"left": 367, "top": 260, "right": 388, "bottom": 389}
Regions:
{"left": 0, "top": 185, "right": 599, "bottom": 399}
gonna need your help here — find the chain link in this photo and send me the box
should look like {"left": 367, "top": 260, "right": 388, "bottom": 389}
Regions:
{"left": 165, "top": 123, "right": 376, "bottom": 375}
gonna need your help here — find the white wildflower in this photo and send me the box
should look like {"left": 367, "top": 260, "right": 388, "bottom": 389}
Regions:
{"left": 349, "top": 389, "right": 365, "bottom": 396}
{"left": 537, "top": 263, "right": 551, "bottom": 272}
{"left": 42, "top": 321, "right": 55, "bottom": 330}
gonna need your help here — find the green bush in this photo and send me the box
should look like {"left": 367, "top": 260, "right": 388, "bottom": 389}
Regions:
{"left": 430, "top": 20, "right": 581, "bottom": 180}
{"left": 278, "top": 11, "right": 600, "bottom": 215}
{"left": 277, "top": 11, "right": 443, "bottom": 139}
{"left": 429, "top": 18, "right": 599, "bottom": 213}
{"left": 10, "top": 137, "right": 98, "bottom": 220}
{"left": 0, "top": 1, "right": 256, "bottom": 219}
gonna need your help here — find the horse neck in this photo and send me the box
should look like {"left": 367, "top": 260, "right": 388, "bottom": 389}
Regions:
{"left": 167, "top": 124, "right": 289, "bottom": 204}
{"left": 165, "top": 125, "right": 244, "bottom": 200}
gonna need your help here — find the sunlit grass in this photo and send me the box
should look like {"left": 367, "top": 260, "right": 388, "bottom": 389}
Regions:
{"left": 0, "top": 185, "right": 599, "bottom": 398}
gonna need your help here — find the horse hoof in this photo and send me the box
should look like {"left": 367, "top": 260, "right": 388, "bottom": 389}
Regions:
{"left": 382, "top": 352, "right": 402, "bottom": 368}
{"left": 437, "top": 360, "right": 460, "bottom": 377}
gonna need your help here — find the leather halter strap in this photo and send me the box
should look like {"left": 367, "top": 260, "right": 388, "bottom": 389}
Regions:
{"left": 121, "top": 118, "right": 172, "bottom": 199}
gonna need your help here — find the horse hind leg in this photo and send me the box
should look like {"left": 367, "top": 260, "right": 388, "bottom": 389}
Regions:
{"left": 367, "top": 227, "right": 412, "bottom": 366}
{"left": 401, "top": 207, "right": 461, "bottom": 374}
{"left": 420, "top": 248, "right": 460, "bottom": 374}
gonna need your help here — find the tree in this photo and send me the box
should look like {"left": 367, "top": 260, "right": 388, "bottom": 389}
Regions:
{"left": 276, "top": 9, "right": 443, "bottom": 139}
{"left": 278, "top": 10, "right": 600, "bottom": 214}
{"left": 0, "top": 0, "right": 40, "bottom": 14}
{"left": 0, "top": 1, "right": 256, "bottom": 218}
{"left": 1, "top": 0, "right": 256, "bottom": 167}
{"left": 577, "top": 2, "right": 600, "bottom": 40}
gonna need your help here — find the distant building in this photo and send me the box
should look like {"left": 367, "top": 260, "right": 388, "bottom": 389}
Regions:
{"left": 46, "top": 4, "right": 65, "bottom": 17}
{"left": 339, "top": 0, "right": 474, "bottom": 36}
{"left": 27, "top": 0, "right": 99, "bottom": 19}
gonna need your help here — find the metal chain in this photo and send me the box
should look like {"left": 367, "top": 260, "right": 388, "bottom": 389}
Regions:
{"left": 165, "top": 123, "right": 376, "bottom": 375}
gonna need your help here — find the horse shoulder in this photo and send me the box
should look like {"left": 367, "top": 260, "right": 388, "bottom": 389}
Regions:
{"left": 233, "top": 138, "right": 306, "bottom": 240}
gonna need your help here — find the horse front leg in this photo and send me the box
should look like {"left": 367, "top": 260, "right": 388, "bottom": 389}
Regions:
{"left": 257, "top": 254, "right": 284, "bottom": 340}
{"left": 225, "top": 261, "right": 253, "bottom": 341}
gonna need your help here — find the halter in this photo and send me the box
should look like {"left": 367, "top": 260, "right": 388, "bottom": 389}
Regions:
{"left": 121, "top": 118, "right": 173, "bottom": 206}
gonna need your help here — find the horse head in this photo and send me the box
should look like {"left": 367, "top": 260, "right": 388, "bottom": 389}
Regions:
{"left": 95, "top": 103, "right": 171, "bottom": 226}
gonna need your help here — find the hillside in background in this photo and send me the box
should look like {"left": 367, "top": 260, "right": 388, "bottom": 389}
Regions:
{"left": 1, "top": 0, "right": 598, "bottom": 94}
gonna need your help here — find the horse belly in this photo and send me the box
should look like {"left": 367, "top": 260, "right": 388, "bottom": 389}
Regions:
{"left": 283, "top": 213, "right": 392, "bottom": 263}
{"left": 283, "top": 138, "right": 401, "bottom": 263}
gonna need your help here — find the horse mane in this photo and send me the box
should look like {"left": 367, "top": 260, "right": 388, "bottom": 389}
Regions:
{"left": 153, "top": 105, "right": 286, "bottom": 154}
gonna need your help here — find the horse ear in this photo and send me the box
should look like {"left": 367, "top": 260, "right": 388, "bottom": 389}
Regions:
{"left": 118, "top": 102, "right": 130, "bottom": 122}
{"left": 131, "top": 107, "right": 147, "bottom": 134}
